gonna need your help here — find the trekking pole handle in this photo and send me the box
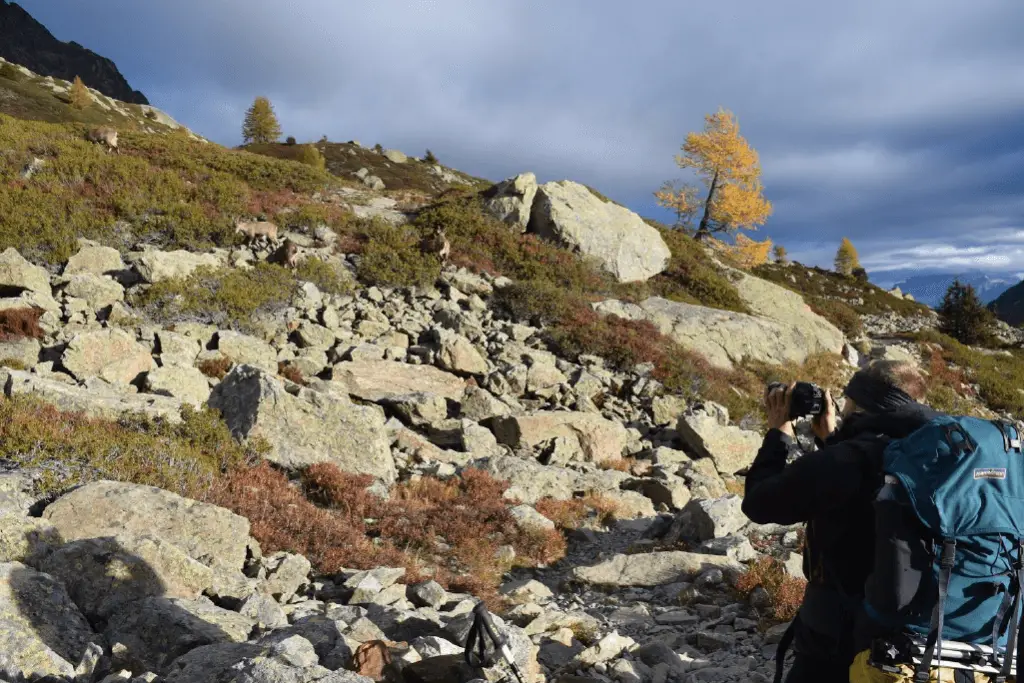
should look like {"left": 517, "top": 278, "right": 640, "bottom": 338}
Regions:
{"left": 473, "top": 601, "right": 507, "bottom": 648}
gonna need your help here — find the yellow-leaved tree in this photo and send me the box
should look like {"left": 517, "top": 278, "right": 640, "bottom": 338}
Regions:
{"left": 834, "top": 237, "right": 861, "bottom": 276}
{"left": 242, "top": 96, "right": 282, "bottom": 144}
{"left": 716, "top": 234, "right": 774, "bottom": 270}
{"left": 69, "top": 75, "right": 92, "bottom": 109}
{"left": 656, "top": 108, "right": 772, "bottom": 240}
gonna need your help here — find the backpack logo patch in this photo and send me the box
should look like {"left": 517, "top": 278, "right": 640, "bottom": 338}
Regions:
{"left": 974, "top": 467, "right": 1007, "bottom": 480}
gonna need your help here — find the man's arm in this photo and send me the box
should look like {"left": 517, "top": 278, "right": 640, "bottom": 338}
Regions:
{"left": 742, "top": 428, "right": 812, "bottom": 525}
{"left": 742, "top": 435, "right": 870, "bottom": 525}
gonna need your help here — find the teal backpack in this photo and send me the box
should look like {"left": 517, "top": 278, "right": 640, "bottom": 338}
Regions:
{"left": 865, "top": 416, "right": 1024, "bottom": 682}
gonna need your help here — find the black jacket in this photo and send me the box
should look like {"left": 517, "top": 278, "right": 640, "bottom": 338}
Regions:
{"left": 743, "top": 403, "right": 939, "bottom": 658}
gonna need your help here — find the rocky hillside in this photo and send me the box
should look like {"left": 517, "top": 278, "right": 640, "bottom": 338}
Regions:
{"left": 3, "top": 77, "right": 1023, "bottom": 683}
{"left": 246, "top": 141, "right": 491, "bottom": 197}
{"left": 0, "top": 58, "right": 182, "bottom": 130}
{"left": 0, "top": 0, "right": 147, "bottom": 104}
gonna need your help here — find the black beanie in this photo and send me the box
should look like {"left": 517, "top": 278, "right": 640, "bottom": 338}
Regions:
{"left": 843, "top": 368, "right": 914, "bottom": 414}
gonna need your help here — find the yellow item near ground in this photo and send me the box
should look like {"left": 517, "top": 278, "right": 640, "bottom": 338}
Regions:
{"left": 849, "top": 649, "right": 1014, "bottom": 682}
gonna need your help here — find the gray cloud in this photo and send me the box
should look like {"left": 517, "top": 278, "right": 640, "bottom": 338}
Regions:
{"left": 21, "top": 0, "right": 1024, "bottom": 278}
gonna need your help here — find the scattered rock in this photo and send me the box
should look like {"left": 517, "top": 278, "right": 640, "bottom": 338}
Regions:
{"left": 571, "top": 551, "right": 742, "bottom": 587}
{"left": 676, "top": 405, "right": 761, "bottom": 476}
{"left": 482, "top": 172, "right": 538, "bottom": 232}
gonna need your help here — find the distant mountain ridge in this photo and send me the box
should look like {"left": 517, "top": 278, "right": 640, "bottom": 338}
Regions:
{"left": 0, "top": 0, "right": 148, "bottom": 104}
{"left": 890, "top": 272, "right": 1019, "bottom": 308}
{"left": 990, "top": 280, "right": 1024, "bottom": 326}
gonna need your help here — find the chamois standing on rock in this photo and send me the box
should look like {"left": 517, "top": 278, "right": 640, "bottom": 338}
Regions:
{"left": 235, "top": 220, "right": 279, "bottom": 247}
{"left": 85, "top": 126, "right": 118, "bottom": 154}
{"left": 268, "top": 238, "right": 299, "bottom": 268}
{"left": 420, "top": 226, "right": 450, "bottom": 264}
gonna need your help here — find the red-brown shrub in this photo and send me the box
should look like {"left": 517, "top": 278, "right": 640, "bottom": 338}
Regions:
{"left": 277, "top": 361, "right": 307, "bottom": 386}
{"left": 210, "top": 463, "right": 568, "bottom": 607}
{"left": 198, "top": 356, "right": 232, "bottom": 379}
{"left": 735, "top": 556, "right": 807, "bottom": 624}
{"left": 205, "top": 462, "right": 408, "bottom": 572}
{"left": 535, "top": 494, "right": 622, "bottom": 530}
{"left": 0, "top": 307, "right": 44, "bottom": 341}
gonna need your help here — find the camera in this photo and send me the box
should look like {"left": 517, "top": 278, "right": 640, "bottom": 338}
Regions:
{"left": 767, "top": 381, "right": 826, "bottom": 420}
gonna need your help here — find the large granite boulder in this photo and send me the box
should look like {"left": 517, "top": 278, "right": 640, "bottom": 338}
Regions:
{"left": 40, "top": 535, "right": 214, "bottom": 621}
{"left": 63, "top": 243, "right": 126, "bottom": 277}
{"left": 133, "top": 249, "right": 224, "bottom": 284}
{"left": 61, "top": 328, "right": 154, "bottom": 384}
{"left": 593, "top": 296, "right": 843, "bottom": 370}
{"left": 209, "top": 365, "right": 395, "bottom": 483}
{"left": 43, "top": 480, "right": 251, "bottom": 573}
{"left": 528, "top": 181, "right": 671, "bottom": 283}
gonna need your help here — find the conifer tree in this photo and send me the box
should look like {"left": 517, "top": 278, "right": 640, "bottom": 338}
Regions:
{"left": 938, "top": 279, "right": 996, "bottom": 345}
{"left": 69, "top": 76, "right": 91, "bottom": 109}
{"left": 773, "top": 245, "right": 788, "bottom": 264}
{"left": 242, "top": 96, "right": 282, "bottom": 144}
{"left": 834, "top": 237, "right": 861, "bottom": 276}
{"left": 296, "top": 144, "right": 325, "bottom": 170}
{"left": 655, "top": 108, "right": 773, "bottom": 240}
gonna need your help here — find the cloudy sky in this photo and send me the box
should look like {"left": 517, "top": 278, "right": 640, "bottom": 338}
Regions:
{"left": 21, "top": 0, "right": 1024, "bottom": 284}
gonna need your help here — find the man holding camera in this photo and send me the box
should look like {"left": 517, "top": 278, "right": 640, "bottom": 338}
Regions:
{"left": 742, "top": 360, "right": 936, "bottom": 683}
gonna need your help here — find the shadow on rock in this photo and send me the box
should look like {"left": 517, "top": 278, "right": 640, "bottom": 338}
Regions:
{"left": 2, "top": 528, "right": 237, "bottom": 681}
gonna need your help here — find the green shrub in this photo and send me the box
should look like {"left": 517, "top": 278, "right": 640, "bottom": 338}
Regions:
{"left": 294, "top": 256, "right": 353, "bottom": 296}
{"left": 808, "top": 298, "right": 864, "bottom": 337}
{"left": 0, "top": 397, "right": 264, "bottom": 498}
{"left": 133, "top": 263, "right": 298, "bottom": 332}
{"left": 0, "top": 63, "right": 24, "bottom": 82}
{"left": 356, "top": 221, "right": 441, "bottom": 288}
{"left": 914, "top": 329, "right": 1024, "bottom": 418}
{"left": 296, "top": 144, "right": 326, "bottom": 171}
{"left": 648, "top": 229, "right": 749, "bottom": 313}
{"left": 753, "top": 261, "right": 930, "bottom": 318}
{"left": 0, "top": 114, "right": 336, "bottom": 263}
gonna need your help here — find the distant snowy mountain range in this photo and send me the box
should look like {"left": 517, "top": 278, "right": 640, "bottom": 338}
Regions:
{"left": 878, "top": 271, "right": 1022, "bottom": 308}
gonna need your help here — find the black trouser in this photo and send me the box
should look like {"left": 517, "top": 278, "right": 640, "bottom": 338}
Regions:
{"left": 778, "top": 585, "right": 858, "bottom": 683}
{"left": 784, "top": 651, "right": 853, "bottom": 683}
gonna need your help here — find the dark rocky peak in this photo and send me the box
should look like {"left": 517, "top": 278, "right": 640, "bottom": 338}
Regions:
{"left": 0, "top": 0, "right": 148, "bottom": 104}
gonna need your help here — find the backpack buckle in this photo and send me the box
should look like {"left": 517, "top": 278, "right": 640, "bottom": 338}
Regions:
{"left": 940, "top": 539, "right": 957, "bottom": 568}
{"left": 943, "top": 424, "right": 975, "bottom": 456}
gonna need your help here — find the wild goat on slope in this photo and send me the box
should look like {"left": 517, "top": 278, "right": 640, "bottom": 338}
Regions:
{"left": 85, "top": 126, "right": 118, "bottom": 153}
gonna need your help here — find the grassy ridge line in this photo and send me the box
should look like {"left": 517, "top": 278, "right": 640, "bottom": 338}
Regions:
{"left": 0, "top": 114, "right": 335, "bottom": 262}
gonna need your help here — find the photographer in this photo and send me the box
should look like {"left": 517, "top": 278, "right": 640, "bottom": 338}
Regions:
{"left": 742, "top": 360, "right": 935, "bottom": 683}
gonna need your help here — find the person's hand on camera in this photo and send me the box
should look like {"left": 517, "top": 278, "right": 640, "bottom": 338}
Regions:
{"left": 766, "top": 382, "right": 795, "bottom": 437}
{"left": 812, "top": 389, "right": 837, "bottom": 442}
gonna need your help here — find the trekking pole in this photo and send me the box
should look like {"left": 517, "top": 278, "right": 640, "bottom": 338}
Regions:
{"left": 464, "top": 601, "right": 526, "bottom": 683}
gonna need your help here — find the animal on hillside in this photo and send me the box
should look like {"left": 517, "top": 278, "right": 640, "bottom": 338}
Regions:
{"left": 235, "top": 220, "right": 279, "bottom": 246}
{"left": 268, "top": 238, "right": 298, "bottom": 268}
{"left": 419, "top": 225, "right": 450, "bottom": 264}
{"left": 85, "top": 126, "right": 118, "bottom": 153}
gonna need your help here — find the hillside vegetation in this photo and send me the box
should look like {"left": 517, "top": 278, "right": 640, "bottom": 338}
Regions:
{"left": 1, "top": 58, "right": 164, "bottom": 127}
{"left": 246, "top": 140, "right": 492, "bottom": 196}
{"left": 0, "top": 113, "right": 337, "bottom": 262}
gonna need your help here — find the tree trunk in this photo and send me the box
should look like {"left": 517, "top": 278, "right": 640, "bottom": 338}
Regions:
{"left": 695, "top": 171, "right": 719, "bottom": 241}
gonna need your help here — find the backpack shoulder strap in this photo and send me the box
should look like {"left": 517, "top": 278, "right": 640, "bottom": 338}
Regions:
{"left": 914, "top": 539, "right": 957, "bottom": 682}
